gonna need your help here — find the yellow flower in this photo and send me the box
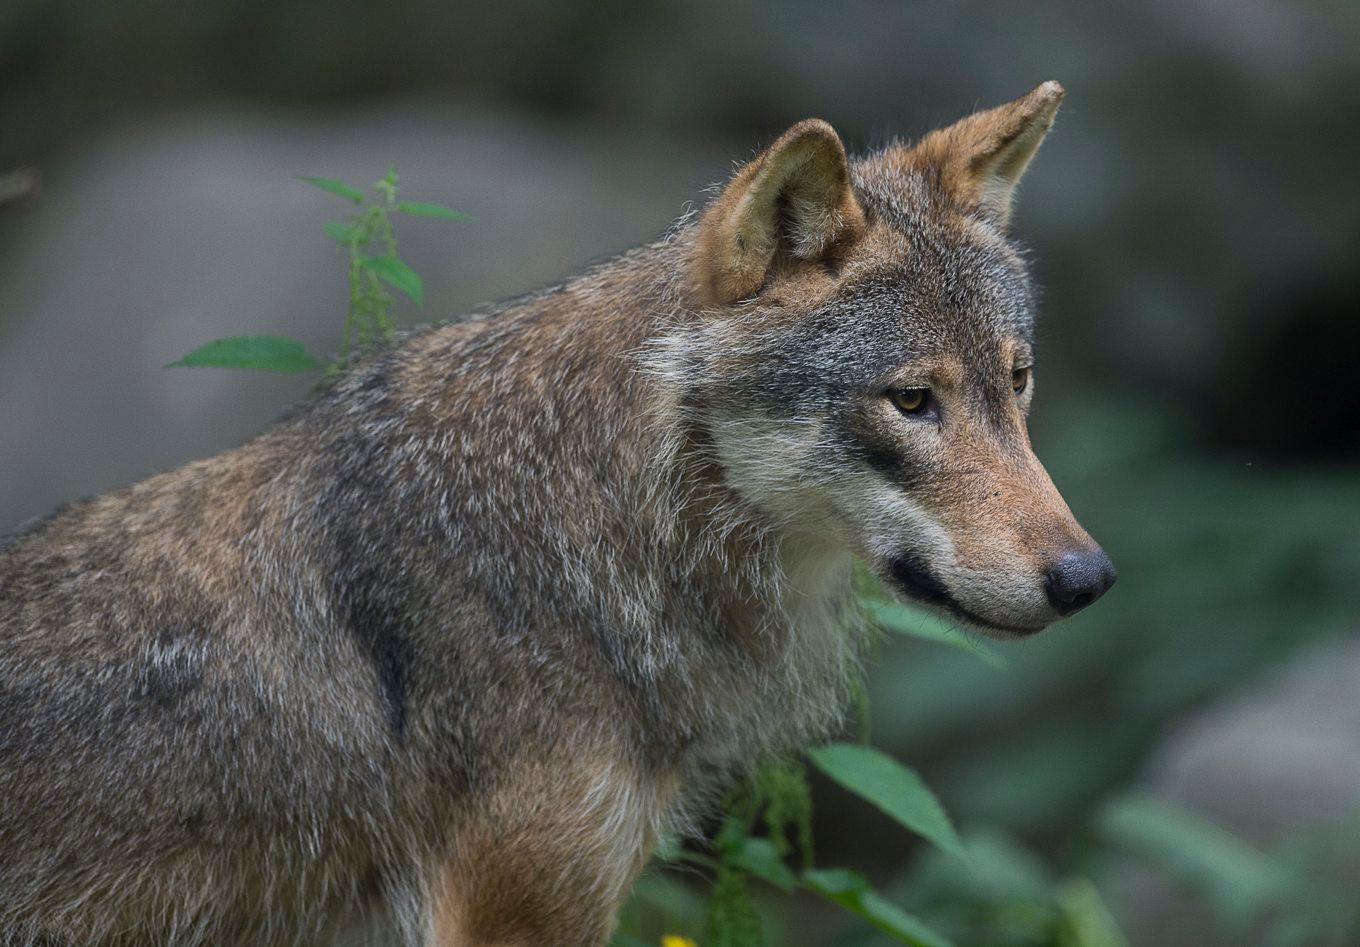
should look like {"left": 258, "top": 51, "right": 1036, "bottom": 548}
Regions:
{"left": 661, "top": 937, "right": 697, "bottom": 947}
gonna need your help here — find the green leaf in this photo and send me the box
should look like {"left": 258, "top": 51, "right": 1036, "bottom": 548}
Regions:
{"left": 731, "top": 838, "right": 798, "bottom": 892}
{"left": 867, "top": 599, "right": 1007, "bottom": 669}
{"left": 1056, "top": 877, "right": 1131, "bottom": 947}
{"left": 956, "top": 828, "right": 1055, "bottom": 902}
{"left": 167, "top": 335, "right": 323, "bottom": 373}
{"left": 808, "top": 743, "right": 964, "bottom": 860}
{"left": 396, "top": 200, "right": 473, "bottom": 221}
{"left": 324, "top": 220, "right": 363, "bottom": 245}
{"left": 298, "top": 176, "right": 364, "bottom": 203}
{"left": 362, "top": 254, "right": 424, "bottom": 307}
{"left": 1096, "top": 793, "right": 1291, "bottom": 926}
{"left": 803, "top": 868, "right": 956, "bottom": 947}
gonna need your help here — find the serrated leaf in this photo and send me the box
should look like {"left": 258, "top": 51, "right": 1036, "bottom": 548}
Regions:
{"left": 809, "top": 743, "right": 964, "bottom": 860}
{"left": 731, "top": 838, "right": 798, "bottom": 892}
{"left": 362, "top": 254, "right": 424, "bottom": 307}
{"left": 803, "top": 868, "right": 956, "bottom": 947}
{"left": 167, "top": 335, "right": 323, "bottom": 373}
{"left": 323, "top": 220, "right": 362, "bottom": 245}
{"left": 396, "top": 200, "right": 473, "bottom": 221}
{"left": 868, "top": 599, "right": 1008, "bottom": 669}
{"left": 1096, "top": 793, "right": 1291, "bottom": 927}
{"left": 298, "top": 176, "right": 364, "bottom": 203}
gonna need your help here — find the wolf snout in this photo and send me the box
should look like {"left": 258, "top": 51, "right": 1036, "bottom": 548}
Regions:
{"left": 1043, "top": 547, "right": 1117, "bottom": 616}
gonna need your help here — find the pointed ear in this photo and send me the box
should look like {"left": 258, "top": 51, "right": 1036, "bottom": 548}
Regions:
{"left": 694, "top": 119, "right": 865, "bottom": 305}
{"left": 917, "top": 81, "right": 1065, "bottom": 229}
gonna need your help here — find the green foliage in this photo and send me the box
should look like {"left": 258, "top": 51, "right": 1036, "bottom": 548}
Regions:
{"left": 729, "top": 838, "right": 798, "bottom": 893}
{"left": 750, "top": 755, "right": 815, "bottom": 869}
{"left": 166, "top": 335, "right": 322, "bottom": 373}
{"left": 362, "top": 253, "right": 424, "bottom": 309}
{"left": 1095, "top": 793, "right": 1290, "bottom": 929}
{"left": 627, "top": 751, "right": 964, "bottom": 947}
{"left": 890, "top": 828, "right": 1060, "bottom": 947}
{"left": 809, "top": 743, "right": 964, "bottom": 861}
{"left": 1053, "top": 879, "right": 1130, "bottom": 947}
{"left": 704, "top": 863, "right": 763, "bottom": 947}
{"left": 804, "top": 868, "right": 956, "bottom": 947}
{"left": 702, "top": 770, "right": 798, "bottom": 945}
{"left": 171, "top": 170, "right": 466, "bottom": 374}
{"left": 397, "top": 200, "right": 473, "bottom": 220}
{"left": 865, "top": 595, "right": 1007, "bottom": 670}
{"left": 611, "top": 935, "right": 654, "bottom": 947}
{"left": 298, "top": 175, "right": 364, "bottom": 203}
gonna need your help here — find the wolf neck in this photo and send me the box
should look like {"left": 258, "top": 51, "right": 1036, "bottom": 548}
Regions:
{"left": 388, "top": 235, "right": 860, "bottom": 757}
{"left": 515, "top": 236, "right": 848, "bottom": 612}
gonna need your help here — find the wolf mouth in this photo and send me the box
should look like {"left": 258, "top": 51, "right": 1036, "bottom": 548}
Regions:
{"left": 886, "top": 553, "right": 1045, "bottom": 637}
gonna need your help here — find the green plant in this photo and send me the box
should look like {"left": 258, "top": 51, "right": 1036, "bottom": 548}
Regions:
{"left": 169, "top": 170, "right": 468, "bottom": 374}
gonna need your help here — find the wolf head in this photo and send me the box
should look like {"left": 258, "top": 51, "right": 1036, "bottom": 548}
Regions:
{"left": 672, "top": 82, "right": 1114, "bottom": 636}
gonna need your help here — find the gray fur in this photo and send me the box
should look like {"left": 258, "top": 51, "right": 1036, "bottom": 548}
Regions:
{"left": 0, "top": 91, "right": 1106, "bottom": 944}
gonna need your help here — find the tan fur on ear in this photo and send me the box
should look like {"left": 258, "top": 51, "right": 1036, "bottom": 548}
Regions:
{"left": 913, "top": 81, "right": 1065, "bottom": 229}
{"left": 695, "top": 119, "right": 865, "bottom": 305}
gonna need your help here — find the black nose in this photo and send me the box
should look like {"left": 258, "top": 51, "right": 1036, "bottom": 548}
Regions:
{"left": 1044, "top": 547, "right": 1117, "bottom": 616}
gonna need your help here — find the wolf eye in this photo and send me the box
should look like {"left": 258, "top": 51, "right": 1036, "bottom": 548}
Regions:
{"left": 889, "top": 387, "right": 929, "bottom": 414}
{"left": 1012, "top": 367, "right": 1031, "bottom": 395}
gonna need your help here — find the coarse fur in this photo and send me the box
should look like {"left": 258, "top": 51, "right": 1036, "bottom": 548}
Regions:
{"left": 0, "top": 82, "right": 1111, "bottom": 945}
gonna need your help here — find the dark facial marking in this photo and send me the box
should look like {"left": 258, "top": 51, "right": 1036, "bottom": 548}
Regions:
{"left": 887, "top": 551, "right": 1044, "bottom": 636}
{"left": 832, "top": 410, "right": 921, "bottom": 487}
{"left": 886, "top": 552, "right": 951, "bottom": 607}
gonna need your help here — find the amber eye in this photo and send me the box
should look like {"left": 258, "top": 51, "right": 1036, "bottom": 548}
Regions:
{"left": 1012, "top": 367, "right": 1031, "bottom": 395}
{"left": 889, "top": 387, "right": 929, "bottom": 414}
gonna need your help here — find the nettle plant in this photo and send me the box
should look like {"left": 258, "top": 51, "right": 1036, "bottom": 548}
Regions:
{"left": 172, "top": 171, "right": 468, "bottom": 375}
{"left": 169, "top": 171, "right": 1132, "bottom": 947}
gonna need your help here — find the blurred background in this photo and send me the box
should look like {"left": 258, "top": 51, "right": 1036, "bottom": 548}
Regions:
{"left": 2, "top": 2, "right": 1358, "bottom": 945}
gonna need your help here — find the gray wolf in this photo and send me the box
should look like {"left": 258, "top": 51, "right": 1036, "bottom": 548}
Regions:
{"left": 0, "top": 81, "right": 1112, "bottom": 945}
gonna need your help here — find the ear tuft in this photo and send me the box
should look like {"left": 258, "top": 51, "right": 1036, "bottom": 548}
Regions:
{"left": 914, "top": 81, "right": 1066, "bottom": 229}
{"left": 694, "top": 119, "right": 864, "bottom": 305}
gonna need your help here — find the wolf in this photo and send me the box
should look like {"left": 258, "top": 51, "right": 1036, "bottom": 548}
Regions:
{"left": 0, "top": 81, "right": 1113, "bottom": 945}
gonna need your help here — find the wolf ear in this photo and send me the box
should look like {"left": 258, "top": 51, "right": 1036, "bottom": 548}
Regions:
{"left": 919, "top": 81, "right": 1065, "bottom": 229}
{"left": 694, "top": 119, "right": 865, "bottom": 305}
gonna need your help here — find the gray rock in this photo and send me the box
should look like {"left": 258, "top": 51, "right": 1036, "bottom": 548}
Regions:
{"left": 1106, "top": 635, "right": 1360, "bottom": 946}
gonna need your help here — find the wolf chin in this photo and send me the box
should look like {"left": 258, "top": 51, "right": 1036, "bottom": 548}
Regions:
{"left": 0, "top": 82, "right": 1112, "bottom": 945}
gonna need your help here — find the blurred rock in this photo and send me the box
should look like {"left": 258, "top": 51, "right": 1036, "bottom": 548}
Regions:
{"left": 1105, "top": 634, "right": 1360, "bottom": 946}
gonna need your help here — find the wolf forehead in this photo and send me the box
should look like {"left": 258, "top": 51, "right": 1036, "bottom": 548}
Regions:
{"left": 846, "top": 156, "right": 1038, "bottom": 342}
{"left": 706, "top": 171, "right": 1038, "bottom": 406}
